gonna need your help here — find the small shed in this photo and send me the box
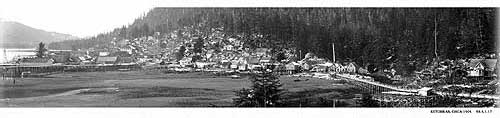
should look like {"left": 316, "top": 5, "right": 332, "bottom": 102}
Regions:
{"left": 285, "top": 62, "right": 300, "bottom": 71}
{"left": 238, "top": 64, "right": 247, "bottom": 71}
{"left": 357, "top": 67, "right": 369, "bottom": 75}
{"left": 417, "top": 87, "right": 433, "bottom": 96}
{"left": 230, "top": 64, "right": 238, "bottom": 69}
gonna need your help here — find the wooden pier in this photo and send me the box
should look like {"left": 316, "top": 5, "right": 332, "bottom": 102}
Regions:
{"left": 1, "top": 64, "right": 141, "bottom": 77}
{"left": 336, "top": 73, "right": 500, "bottom": 100}
{"left": 336, "top": 74, "right": 417, "bottom": 94}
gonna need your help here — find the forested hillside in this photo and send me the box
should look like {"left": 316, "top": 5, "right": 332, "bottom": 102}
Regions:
{"left": 49, "top": 8, "right": 497, "bottom": 70}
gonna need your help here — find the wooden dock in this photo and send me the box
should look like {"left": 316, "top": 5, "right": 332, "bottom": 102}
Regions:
{"left": 1, "top": 64, "right": 141, "bottom": 77}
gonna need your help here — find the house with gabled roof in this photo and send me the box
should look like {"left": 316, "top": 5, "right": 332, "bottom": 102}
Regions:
{"left": 346, "top": 62, "right": 359, "bottom": 74}
{"left": 285, "top": 62, "right": 300, "bottom": 71}
{"left": 467, "top": 59, "right": 497, "bottom": 77}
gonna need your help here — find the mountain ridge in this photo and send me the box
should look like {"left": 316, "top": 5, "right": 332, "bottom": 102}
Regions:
{"left": 0, "top": 21, "right": 79, "bottom": 48}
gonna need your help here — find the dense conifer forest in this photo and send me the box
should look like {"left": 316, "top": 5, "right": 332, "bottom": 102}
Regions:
{"left": 49, "top": 8, "right": 497, "bottom": 73}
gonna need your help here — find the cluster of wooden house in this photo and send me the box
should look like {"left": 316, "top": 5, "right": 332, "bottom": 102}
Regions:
{"left": 273, "top": 57, "right": 363, "bottom": 75}
{"left": 12, "top": 49, "right": 139, "bottom": 66}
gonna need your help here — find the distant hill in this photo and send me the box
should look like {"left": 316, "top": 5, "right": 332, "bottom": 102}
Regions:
{"left": 0, "top": 21, "right": 79, "bottom": 48}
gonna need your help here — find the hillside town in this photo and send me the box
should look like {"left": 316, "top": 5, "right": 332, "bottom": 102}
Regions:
{"left": 2, "top": 22, "right": 498, "bottom": 107}
{"left": 1, "top": 8, "right": 498, "bottom": 107}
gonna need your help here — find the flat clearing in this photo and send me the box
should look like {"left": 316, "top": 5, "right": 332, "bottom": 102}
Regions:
{"left": 0, "top": 71, "right": 362, "bottom": 107}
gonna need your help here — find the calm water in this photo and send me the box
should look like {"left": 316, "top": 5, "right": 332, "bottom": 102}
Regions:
{"left": 0, "top": 48, "right": 36, "bottom": 63}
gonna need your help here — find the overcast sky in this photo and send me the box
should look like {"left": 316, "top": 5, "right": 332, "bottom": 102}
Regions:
{"left": 0, "top": 0, "right": 497, "bottom": 38}
{"left": 0, "top": 0, "right": 155, "bottom": 38}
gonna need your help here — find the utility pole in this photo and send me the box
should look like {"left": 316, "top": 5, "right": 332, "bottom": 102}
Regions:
{"left": 332, "top": 43, "right": 336, "bottom": 63}
{"left": 3, "top": 49, "right": 7, "bottom": 63}
{"left": 497, "top": 52, "right": 500, "bottom": 94}
{"left": 299, "top": 50, "right": 302, "bottom": 59}
{"left": 434, "top": 15, "right": 439, "bottom": 59}
{"left": 333, "top": 99, "right": 336, "bottom": 108}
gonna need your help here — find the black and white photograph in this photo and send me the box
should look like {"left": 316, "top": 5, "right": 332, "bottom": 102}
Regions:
{"left": 0, "top": 0, "right": 499, "bottom": 118}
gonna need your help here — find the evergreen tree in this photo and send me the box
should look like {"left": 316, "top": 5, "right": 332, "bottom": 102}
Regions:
{"left": 176, "top": 46, "right": 186, "bottom": 61}
{"left": 275, "top": 52, "right": 286, "bottom": 62}
{"left": 36, "top": 42, "right": 48, "bottom": 58}
{"left": 233, "top": 72, "right": 284, "bottom": 107}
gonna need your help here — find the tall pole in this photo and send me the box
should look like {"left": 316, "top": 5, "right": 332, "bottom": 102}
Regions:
{"left": 497, "top": 52, "right": 500, "bottom": 94}
{"left": 299, "top": 50, "right": 302, "bottom": 60}
{"left": 332, "top": 43, "right": 336, "bottom": 63}
{"left": 3, "top": 49, "right": 7, "bottom": 63}
{"left": 434, "top": 16, "right": 439, "bottom": 59}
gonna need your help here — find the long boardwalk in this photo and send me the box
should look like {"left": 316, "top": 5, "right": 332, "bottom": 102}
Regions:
{"left": 335, "top": 73, "right": 500, "bottom": 100}
{"left": 336, "top": 73, "right": 417, "bottom": 93}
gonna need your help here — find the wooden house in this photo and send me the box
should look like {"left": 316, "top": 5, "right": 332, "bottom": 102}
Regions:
{"left": 346, "top": 62, "right": 359, "bottom": 74}
{"left": 238, "top": 64, "right": 247, "bottom": 71}
{"left": 285, "top": 62, "right": 300, "bottom": 74}
{"left": 179, "top": 57, "right": 193, "bottom": 67}
{"left": 467, "top": 59, "right": 497, "bottom": 77}
{"left": 331, "top": 63, "right": 342, "bottom": 73}
{"left": 301, "top": 62, "right": 312, "bottom": 71}
{"left": 96, "top": 56, "right": 118, "bottom": 65}
{"left": 311, "top": 65, "right": 328, "bottom": 72}
{"left": 260, "top": 56, "right": 272, "bottom": 64}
